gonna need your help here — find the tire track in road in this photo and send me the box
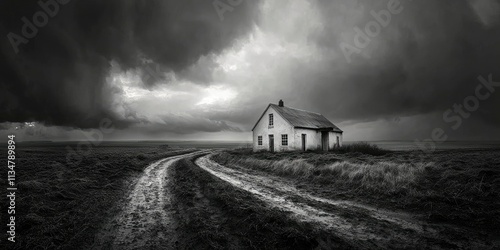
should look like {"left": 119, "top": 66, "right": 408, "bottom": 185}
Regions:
{"left": 95, "top": 151, "right": 206, "bottom": 250}
{"left": 195, "top": 154, "right": 491, "bottom": 249}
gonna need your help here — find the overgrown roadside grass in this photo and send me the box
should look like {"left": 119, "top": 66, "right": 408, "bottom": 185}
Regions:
{"left": 214, "top": 152, "right": 428, "bottom": 194}
{"left": 0, "top": 142, "right": 195, "bottom": 250}
{"left": 169, "top": 155, "right": 352, "bottom": 249}
{"left": 212, "top": 148, "right": 500, "bottom": 230}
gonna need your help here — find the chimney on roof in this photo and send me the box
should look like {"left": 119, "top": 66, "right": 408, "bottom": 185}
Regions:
{"left": 278, "top": 99, "right": 284, "bottom": 107}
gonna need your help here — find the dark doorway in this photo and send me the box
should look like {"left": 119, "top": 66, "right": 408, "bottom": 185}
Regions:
{"left": 269, "top": 134, "right": 274, "bottom": 152}
{"left": 301, "top": 134, "right": 306, "bottom": 151}
{"left": 336, "top": 136, "right": 340, "bottom": 148}
{"left": 321, "top": 132, "right": 329, "bottom": 151}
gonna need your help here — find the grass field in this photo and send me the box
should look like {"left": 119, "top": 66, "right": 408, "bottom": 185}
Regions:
{"left": 212, "top": 146, "right": 500, "bottom": 231}
{"left": 0, "top": 142, "right": 195, "bottom": 250}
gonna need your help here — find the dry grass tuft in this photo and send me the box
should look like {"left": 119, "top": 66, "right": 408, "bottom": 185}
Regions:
{"left": 215, "top": 152, "right": 429, "bottom": 194}
{"left": 320, "top": 161, "right": 428, "bottom": 192}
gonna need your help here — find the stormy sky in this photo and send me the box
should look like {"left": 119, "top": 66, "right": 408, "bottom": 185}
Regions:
{"left": 1, "top": 0, "right": 499, "bottom": 141}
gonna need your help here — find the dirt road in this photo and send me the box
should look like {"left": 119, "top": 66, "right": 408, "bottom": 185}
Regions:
{"left": 95, "top": 151, "right": 495, "bottom": 249}
{"left": 94, "top": 151, "right": 205, "bottom": 249}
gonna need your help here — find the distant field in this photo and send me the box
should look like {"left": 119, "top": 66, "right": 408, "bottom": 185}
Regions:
{"left": 15, "top": 140, "right": 500, "bottom": 151}
{"left": 344, "top": 140, "right": 500, "bottom": 151}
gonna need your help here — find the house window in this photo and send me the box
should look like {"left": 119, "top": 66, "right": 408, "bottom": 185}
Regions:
{"left": 281, "top": 134, "right": 288, "bottom": 146}
{"left": 258, "top": 136, "right": 262, "bottom": 145}
{"left": 269, "top": 114, "right": 274, "bottom": 127}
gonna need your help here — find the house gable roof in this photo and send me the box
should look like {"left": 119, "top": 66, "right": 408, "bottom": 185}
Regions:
{"left": 251, "top": 103, "right": 343, "bottom": 132}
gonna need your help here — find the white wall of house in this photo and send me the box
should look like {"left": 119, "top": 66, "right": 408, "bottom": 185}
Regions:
{"left": 253, "top": 106, "right": 295, "bottom": 152}
{"left": 329, "top": 131, "right": 343, "bottom": 149}
{"left": 293, "top": 128, "right": 321, "bottom": 151}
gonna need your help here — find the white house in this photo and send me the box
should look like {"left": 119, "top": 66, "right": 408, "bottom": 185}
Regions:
{"left": 252, "top": 100, "right": 343, "bottom": 152}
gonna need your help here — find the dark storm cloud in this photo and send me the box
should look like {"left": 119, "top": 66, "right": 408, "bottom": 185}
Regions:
{"left": 0, "top": 0, "right": 260, "bottom": 129}
{"left": 295, "top": 0, "right": 500, "bottom": 130}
